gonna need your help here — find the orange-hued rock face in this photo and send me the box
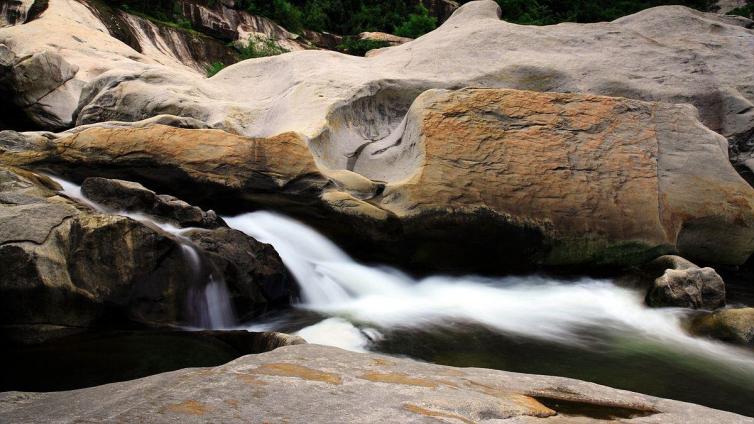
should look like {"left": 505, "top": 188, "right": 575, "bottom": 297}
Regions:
{"left": 370, "top": 88, "right": 754, "bottom": 265}
{"left": 381, "top": 89, "right": 664, "bottom": 241}
{"left": 2, "top": 88, "right": 753, "bottom": 269}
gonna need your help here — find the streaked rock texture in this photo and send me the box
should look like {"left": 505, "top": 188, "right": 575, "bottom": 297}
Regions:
{"left": 0, "top": 344, "right": 750, "bottom": 423}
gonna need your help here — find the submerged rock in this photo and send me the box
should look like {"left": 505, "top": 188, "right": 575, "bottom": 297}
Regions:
{"left": 0, "top": 344, "right": 749, "bottom": 423}
{"left": 0, "top": 166, "right": 294, "bottom": 341}
{"left": 690, "top": 307, "right": 754, "bottom": 345}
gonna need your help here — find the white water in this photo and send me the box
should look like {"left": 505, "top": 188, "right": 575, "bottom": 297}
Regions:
{"left": 227, "top": 211, "right": 754, "bottom": 369}
{"left": 51, "top": 176, "right": 236, "bottom": 330}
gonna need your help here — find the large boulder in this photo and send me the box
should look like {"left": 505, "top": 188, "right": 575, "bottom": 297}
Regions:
{"left": 0, "top": 344, "right": 749, "bottom": 423}
{"left": 1, "top": 1, "right": 753, "bottom": 168}
{"left": 690, "top": 307, "right": 754, "bottom": 345}
{"left": 60, "top": 2, "right": 754, "bottom": 159}
{"left": 0, "top": 166, "right": 294, "bottom": 341}
{"left": 3, "top": 88, "right": 754, "bottom": 272}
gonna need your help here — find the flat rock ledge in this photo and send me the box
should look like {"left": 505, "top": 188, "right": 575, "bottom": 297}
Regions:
{"left": 0, "top": 344, "right": 749, "bottom": 423}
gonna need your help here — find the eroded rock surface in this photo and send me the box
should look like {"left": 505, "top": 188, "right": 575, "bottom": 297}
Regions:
{"left": 2, "top": 1, "right": 753, "bottom": 165}
{"left": 81, "top": 177, "right": 225, "bottom": 229}
{"left": 6, "top": 88, "right": 752, "bottom": 271}
{"left": 0, "top": 344, "right": 749, "bottom": 423}
{"left": 63, "top": 1, "right": 754, "bottom": 155}
{"left": 0, "top": 166, "right": 294, "bottom": 341}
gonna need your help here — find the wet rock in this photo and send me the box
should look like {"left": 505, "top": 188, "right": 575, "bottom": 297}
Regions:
{"left": 690, "top": 307, "right": 754, "bottom": 345}
{"left": 186, "top": 227, "right": 298, "bottom": 320}
{"left": 0, "top": 344, "right": 749, "bottom": 423}
{"left": 81, "top": 177, "right": 225, "bottom": 229}
{"left": 0, "top": 166, "right": 293, "bottom": 340}
{"left": 647, "top": 267, "right": 726, "bottom": 309}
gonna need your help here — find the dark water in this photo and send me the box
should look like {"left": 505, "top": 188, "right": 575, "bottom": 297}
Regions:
{"left": 374, "top": 323, "right": 754, "bottom": 417}
{"left": 0, "top": 331, "right": 245, "bottom": 392}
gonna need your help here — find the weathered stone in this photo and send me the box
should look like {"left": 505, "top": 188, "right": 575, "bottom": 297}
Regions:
{"left": 81, "top": 177, "right": 225, "bottom": 229}
{"left": 0, "top": 0, "right": 37, "bottom": 27}
{"left": 690, "top": 307, "right": 754, "bottom": 345}
{"left": 186, "top": 227, "right": 297, "bottom": 320}
{"left": 1, "top": 0, "right": 752, "bottom": 161}
{"left": 3, "top": 88, "right": 754, "bottom": 271}
{"left": 358, "top": 32, "right": 412, "bottom": 46}
{"left": 647, "top": 267, "right": 726, "bottom": 309}
{"left": 0, "top": 344, "right": 749, "bottom": 423}
{"left": 0, "top": 166, "right": 293, "bottom": 339}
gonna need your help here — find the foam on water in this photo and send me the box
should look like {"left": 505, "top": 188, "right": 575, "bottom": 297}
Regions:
{"left": 226, "top": 211, "right": 754, "bottom": 369}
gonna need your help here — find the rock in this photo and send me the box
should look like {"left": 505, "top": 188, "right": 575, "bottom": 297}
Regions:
{"left": 0, "top": 125, "right": 326, "bottom": 208}
{"left": 1, "top": 1, "right": 752, "bottom": 164}
{"left": 186, "top": 227, "right": 298, "bottom": 320}
{"left": 57, "top": 1, "right": 752, "bottom": 150}
{"left": 370, "top": 88, "right": 754, "bottom": 269}
{"left": 3, "top": 88, "right": 754, "bottom": 272}
{"left": 0, "top": 0, "right": 37, "bottom": 27}
{"left": 715, "top": 0, "right": 749, "bottom": 14}
{"left": 0, "top": 165, "right": 294, "bottom": 340}
{"left": 690, "top": 307, "right": 754, "bottom": 345}
{"left": 358, "top": 32, "right": 413, "bottom": 46}
{"left": 178, "top": 0, "right": 313, "bottom": 51}
{"left": 80, "top": 177, "right": 225, "bottom": 229}
{"left": 0, "top": 49, "right": 80, "bottom": 129}
{"left": 0, "top": 344, "right": 749, "bottom": 423}
{"left": 0, "top": 0, "right": 233, "bottom": 129}
{"left": 647, "top": 267, "right": 726, "bottom": 309}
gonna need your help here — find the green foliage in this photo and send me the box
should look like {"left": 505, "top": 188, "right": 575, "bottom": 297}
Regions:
{"left": 206, "top": 36, "right": 288, "bottom": 77}
{"left": 395, "top": 4, "right": 437, "bottom": 38}
{"left": 111, "top": 0, "right": 724, "bottom": 44}
{"left": 238, "top": 35, "right": 290, "bottom": 60}
{"left": 206, "top": 61, "right": 226, "bottom": 77}
{"left": 336, "top": 37, "right": 390, "bottom": 56}
{"left": 464, "top": 0, "right": 718, "bottom": 25}
{"left": 727, "top": 1, "right": 754, "bottom": 19}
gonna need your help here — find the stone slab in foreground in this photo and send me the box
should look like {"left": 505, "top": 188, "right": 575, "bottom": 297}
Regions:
{"left": 0, "top": 344, "right": 750, "bottom": 423}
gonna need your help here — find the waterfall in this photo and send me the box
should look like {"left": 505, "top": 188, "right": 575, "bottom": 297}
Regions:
{"left": 50, "top": 176, "right": 236, "bottom": 330}
{"left": 226, "top": 211, "right": 754, "bottom": 370}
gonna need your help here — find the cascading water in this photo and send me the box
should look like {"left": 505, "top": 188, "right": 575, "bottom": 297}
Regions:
{"left": 225, "top": 211, "right": 751, "bottom": 359}
{"left": 45, "top": 178, "right": 754, "bottom": 415}
{"left": 226, "top": 211, "right": 754, "bottom": 415}
{"left": 50, "top": 176, "right": 236, "bottom": 329}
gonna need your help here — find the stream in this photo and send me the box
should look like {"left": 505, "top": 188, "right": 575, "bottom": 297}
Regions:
{"left": 5, "top": 179, "right": 754, "bottom": 417}
{"left": 226, "top": 211, "right": 754, "bottom": 417}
